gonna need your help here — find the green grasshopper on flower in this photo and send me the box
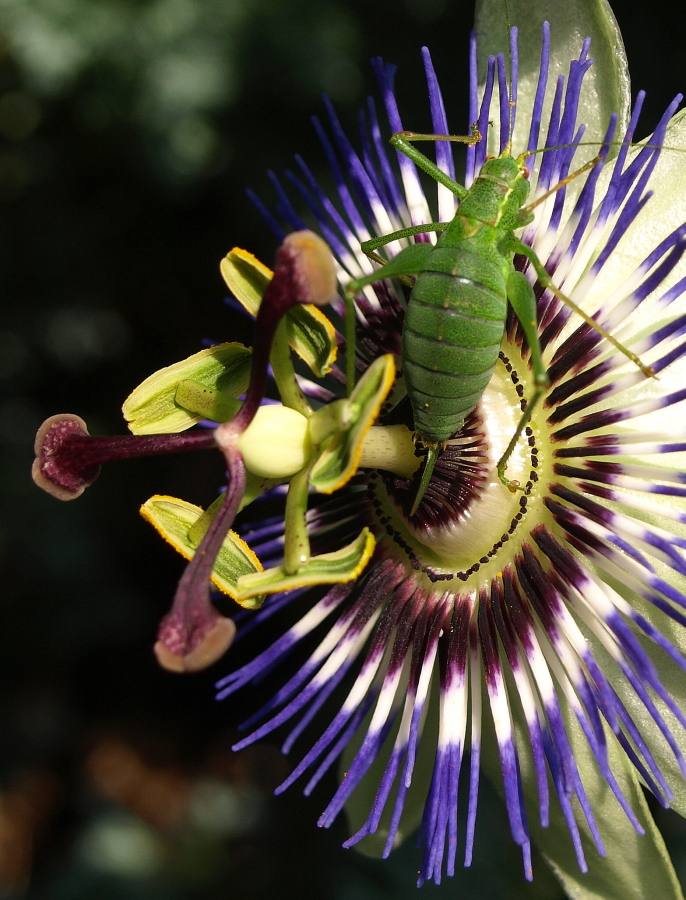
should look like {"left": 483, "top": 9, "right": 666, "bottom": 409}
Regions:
{"left": 341, "top": 126, "right": 654, "bottom": 514}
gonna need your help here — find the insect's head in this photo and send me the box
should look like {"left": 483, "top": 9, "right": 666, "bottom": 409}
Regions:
{"left": 480, "top": 152, "right": 522, "bottom": 181}
{"left": 479, "top": 152, "right": 531, "bottom": 212}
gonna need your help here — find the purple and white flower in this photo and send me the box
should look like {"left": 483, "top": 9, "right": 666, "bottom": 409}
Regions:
{"left": 32, "top": 1, "right": 686, "bottom": 895}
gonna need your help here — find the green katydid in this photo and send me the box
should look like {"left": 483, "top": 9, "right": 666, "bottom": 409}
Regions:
{"left": 342, "top": 126, "right": 654, "bottom": 515}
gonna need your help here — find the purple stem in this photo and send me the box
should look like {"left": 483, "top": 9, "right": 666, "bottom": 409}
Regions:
{"left": 60, "top": 429, "right": 217, "bottom": 467}
{"left": 231, "top": 252, "right": 301, "bottom": 431}
{"left": 159, "top": 241, "right": 304, "bottom": 664}
{"left": 155, "top": 440, "right": 247, "bottom": 671}
{"left": 169, "top": 443, "right": 247, "bottom": 635}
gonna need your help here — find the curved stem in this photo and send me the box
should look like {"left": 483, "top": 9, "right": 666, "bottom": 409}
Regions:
{"left": 174, "top": 447, "right": 246, "bottom": 619}
{"left": 155, "top": 444, "right": 247, "bottom": 671}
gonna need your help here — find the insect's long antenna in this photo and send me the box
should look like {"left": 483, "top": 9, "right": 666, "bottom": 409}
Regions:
{"left": 521, "top": 153, "right": 604, "bottom": 213}
{"left": 522, "top": 141, "right": 591, "bottom": 158}
{"left": 522, "top": 139, "right": 686, "bottom": 159}
{"left": 513, "top": 238, "right": 655, "bottom": 378}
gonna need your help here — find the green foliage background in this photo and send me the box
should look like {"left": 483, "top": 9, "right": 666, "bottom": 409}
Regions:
{"left": 2, "top": 0, "right": 685, "bottom": 897}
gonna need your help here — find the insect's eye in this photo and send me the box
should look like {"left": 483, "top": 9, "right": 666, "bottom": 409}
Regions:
{"left": 522, "top": 166, "right": 530, "bottom": 179}
{"left": 485, "top": 154, "right": 495, "bottom": 161}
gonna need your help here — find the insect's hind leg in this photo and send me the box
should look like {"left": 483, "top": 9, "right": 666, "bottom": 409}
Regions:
{"left": 498, "top": 269, "right": 550, "bottom": 492}
{"left": 512, "top": 239, "right": 654, "bottom": 378}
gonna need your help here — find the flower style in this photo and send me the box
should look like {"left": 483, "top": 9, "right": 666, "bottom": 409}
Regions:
{"left": 32, "top": 2, "right": 686, "bottom": 895}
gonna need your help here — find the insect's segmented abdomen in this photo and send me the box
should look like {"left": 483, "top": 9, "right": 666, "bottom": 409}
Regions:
{"left": 402, "top": 245, "right": 508, "bottom": 443}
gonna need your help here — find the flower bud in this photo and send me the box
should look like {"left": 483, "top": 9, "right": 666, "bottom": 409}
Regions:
{"left": 155, "top": 613, "right": 237, "bottom": 674}
{"left": 237, "top": 404, "right": 310, "bottom": 478}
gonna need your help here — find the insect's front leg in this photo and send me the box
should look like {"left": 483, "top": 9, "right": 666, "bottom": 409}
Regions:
{"left": 343, "top": 242, "right": 434, "bottom": 393}
{"left": 361, "top": 222, "right": 450, "bottom": 263}
{"left": 389, "top": 126, "right": 480, "bottom": 199}
{"left": 497, "top": 269, "right": 550, "bottom": 492}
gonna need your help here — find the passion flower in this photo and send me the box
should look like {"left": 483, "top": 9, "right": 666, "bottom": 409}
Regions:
{"left": 33, "top": 2, "right": 686, "bottom": 895}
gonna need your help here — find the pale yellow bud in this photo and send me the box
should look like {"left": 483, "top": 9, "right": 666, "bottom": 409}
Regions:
{"left": 238, "top": 404, "right": 311, "bottom": 478}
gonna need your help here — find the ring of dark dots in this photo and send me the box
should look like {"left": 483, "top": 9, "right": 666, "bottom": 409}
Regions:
{"left": 367, "top": 351, "right": 539, "bottom": 584}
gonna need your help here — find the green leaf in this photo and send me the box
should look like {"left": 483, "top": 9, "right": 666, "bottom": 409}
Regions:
{"left": 286, "top": 305, "right": 338, "bottom": 379}
{"left": 220, "top": 246, "right": 337, "bottom": 377}
{"left": 219, "top": 246, "right": 270, "bottom": 316}
{"left": 584, "top": 560, "right": 686, "bottom": 819}
{"left": 480, "top": 684, "right": 684, "bottom": 900}
{"left": 475, "top": 0, "right": 630, "bottom": 167}
{"left": 123, "top": 342, "right": 251, "bottom": 435}
{"left": 310, "top": 354, "right": 396, "bottom": 493}
{"left": 140, "top": 495, "right": 265, "bottom": 609}
{"left": 234, "top": 527, "right": 375, "bottom": 601}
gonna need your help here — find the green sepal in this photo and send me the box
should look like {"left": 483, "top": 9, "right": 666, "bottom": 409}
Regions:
{"left": 309, "top": 354, "right": 396, "bottom": 494}
{"left": 586, "top": 560, "right": 686, "bottom": 819}
{"left": 597, "top": 108, "right": 686, "bottom": 306}
{"left": 234, "top": 527, "right": 376, "bottom": 602}
{"left": 140, "top": 495, "right": 265, "bottom": 610}
{"left": 123, "top": 343, "right": 251, "bottom": 435}
{"left": 220, "top": 246, "right": 337, "bottom": 378}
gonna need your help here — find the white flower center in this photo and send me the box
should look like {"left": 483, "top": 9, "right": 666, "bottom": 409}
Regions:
{"left": 413, "top": 367, "right": 531, "bottom": 566}
{"left": 370, "top": 350, "right": 556, "bottom": 587}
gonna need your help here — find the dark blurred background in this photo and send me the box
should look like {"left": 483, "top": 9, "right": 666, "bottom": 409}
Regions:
{"left": 2, "top": 0, "right": 686, "bottom": 897}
